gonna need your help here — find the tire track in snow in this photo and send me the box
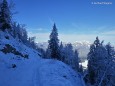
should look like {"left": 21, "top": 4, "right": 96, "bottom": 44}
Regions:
{"left": 33, "top": 61, "right": 42, "bottom": 86}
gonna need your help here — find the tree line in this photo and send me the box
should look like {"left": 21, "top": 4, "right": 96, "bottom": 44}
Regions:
{"left": 84, "top": 37, "right": 115, "bottom": 86}
{"left": 0, "top": 0, "right": 39, "bottom": 49}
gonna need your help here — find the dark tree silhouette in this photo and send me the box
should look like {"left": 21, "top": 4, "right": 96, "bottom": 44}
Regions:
{"left": 48, "top": 23, "right": 61, "bottom": 60}
{"left": 0, "top": 0, "right": 11, "bottom": 31}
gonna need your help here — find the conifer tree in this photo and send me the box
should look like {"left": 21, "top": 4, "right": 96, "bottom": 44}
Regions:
{"left": 94, "top": 36, "right": 100, "bottom": 47}
{"left": 102, "top": 43, "right": 115, "bottom": 86}
{"left": 87, "top": 37, "right": 110, "bottom": 85}
{"left": 73, "top": 49, "right": 79, "bottom": 71}
{"left": 64, "top": 43, "right": 74, "bottom": 64}
{"left": 79, "top": 64, "right": 83, "bottom": 74}
{"left": 87, "top": 44, "right": 96, "bottom": 84}
{"left": 48, "top": 23, "right": 61, "bottom": 60}
{"left": 0, "top": 0, "right": 11, "bottom": 31}
{"left": 59, "top": 42, "right": 65, "bottom": 61}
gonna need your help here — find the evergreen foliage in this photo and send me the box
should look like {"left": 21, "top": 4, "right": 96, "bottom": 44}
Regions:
{"left": 87, "top": 37, "right": 115, "bottom": 86}
{"left": 0, "top": 0, "right": 11, "bottom": 31}
{"left": 48, "top": 23, "right": 61, "bottom": 60}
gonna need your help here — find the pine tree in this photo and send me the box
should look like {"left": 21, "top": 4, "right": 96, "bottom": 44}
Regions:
{"left": 48, "top": 23, "right": 61, "bottom": 60}
{"left": 101, "top": 43, "right": 115, "bottom": 86}
{"left": 79, "top": 64, "right": 83, "bottom": 74}
{"left": 94, "top": 36, "right": 100, "bottom": 47}
{"left": 87, "top": 44, "right": 96, "bottom": 84}
{"left": 45, "top": 48, "right": 51, "bottom": 59}
{"left": 95, "top": 43, "right": 115, "bottom": 86}
{"left": 87, "top": 37, "right": 108, "bottom": 85}
{"left": 12, "top": 22, "right": 17, "bottom": 38}
{"left": 59, "top": 42, "right": 65, "bottom": 61}
{"left": 73, "top": 49, "right": 79, "bottom": 71}
{"left": 64, "top": 43, "right": 74, "bottom": 65}
{"left": 0, "top": 0, "right": 11, "bottom": 31}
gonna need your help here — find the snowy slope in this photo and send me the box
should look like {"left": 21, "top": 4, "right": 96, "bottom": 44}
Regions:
{"left": 0, "top": 31, "right": 41, "bottom": 86}
{"left": 0, "top": 31, "right": 85, "bottom": 86}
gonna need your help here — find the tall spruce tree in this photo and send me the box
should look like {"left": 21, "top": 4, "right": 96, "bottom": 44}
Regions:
{"left": 48, "top": 23, "right": 60, "bottom": 60}
{"left": 0, "top": 0, "right": 11, "bottom": 31}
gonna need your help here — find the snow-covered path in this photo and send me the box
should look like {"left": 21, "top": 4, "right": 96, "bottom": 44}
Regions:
{"left": 33, "top": 60, "right": 42, "bottom": 86}
{"left": 33, "top": 59, "right": 85, "bottom": 86}
{"left": 0, "top": 58, "right": 86, "bottom": 86}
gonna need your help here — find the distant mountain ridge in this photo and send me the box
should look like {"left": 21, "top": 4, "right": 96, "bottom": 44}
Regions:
{"left": 73, "top": 40, "right": 91, "bottom": 61}
{"left": 37, "top": 40, "right": 91, "bottom": 61}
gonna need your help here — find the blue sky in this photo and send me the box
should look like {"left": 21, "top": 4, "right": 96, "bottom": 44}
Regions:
{"left": 13, "top": 0, "right": 115, "bottom": 44}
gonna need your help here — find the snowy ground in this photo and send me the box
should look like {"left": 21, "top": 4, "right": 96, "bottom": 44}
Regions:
{"left": 0, "top": 31, "right": 85, "bottom": 86}
{"left": 35, "top": 59, "right": 85, "bottom": 86}
{"left": 0, "top": 58, "right": 85, "bottom": 86}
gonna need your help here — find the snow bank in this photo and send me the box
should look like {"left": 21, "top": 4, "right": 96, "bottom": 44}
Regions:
{"left": 0, "top": 31, "right": 41, "bottom": 86}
